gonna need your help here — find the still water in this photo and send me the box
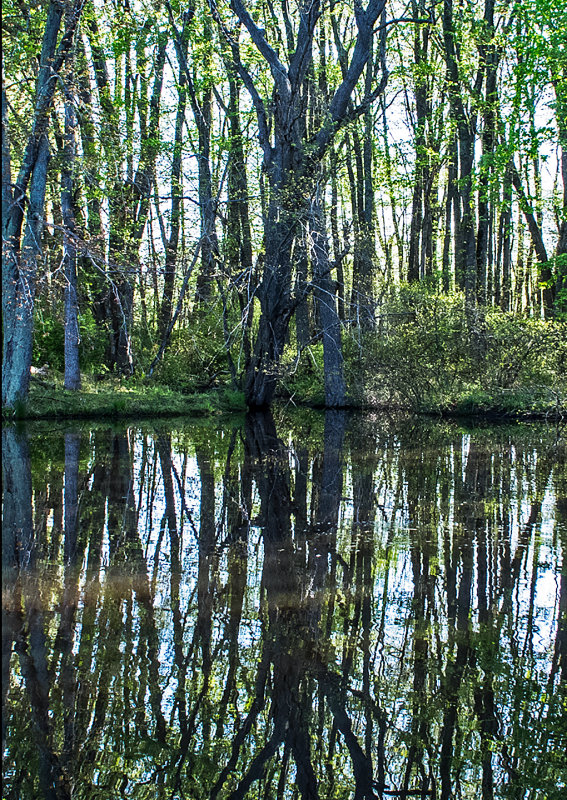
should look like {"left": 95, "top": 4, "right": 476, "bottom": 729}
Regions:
{"left": 2, "top": 410, "right": 566, "bottom": 799}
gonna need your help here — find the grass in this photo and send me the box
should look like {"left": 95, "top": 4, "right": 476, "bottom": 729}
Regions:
{"left": 2, "top": 373, "right": 247, "bottom": 422}
{"left": 3, "top": 375, "right": 563, "bottom": 423}
{"left": 420, "top": 385, "right": 566, "bottom": 419}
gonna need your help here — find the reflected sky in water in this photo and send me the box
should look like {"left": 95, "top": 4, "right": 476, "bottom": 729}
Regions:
{"left": 2, "top": 410, "right": 566, "bottom": 799}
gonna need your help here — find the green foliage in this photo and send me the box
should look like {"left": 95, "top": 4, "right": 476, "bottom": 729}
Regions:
{"left": 33, "top": 313, "right": 65, "bottom": 370}
{"left": 32, "top": 308, "right": 108, "bottom": 373}
{"left": 341, "top": 285, "right": 566, "bottom": 415}
{"left": 79, "top": 310, "right": 108, "bottom": 371}
{"left": 279, "top": 342, "right": 326, "bottom": 407}
{"left": 219, "top": 387, "right": 247, "bottom": 412}
{"left": 483, "top": 307, "right": 567, "bottom": 389}
{"left": 153, "top": 308, "right": 233, "bottom": 393}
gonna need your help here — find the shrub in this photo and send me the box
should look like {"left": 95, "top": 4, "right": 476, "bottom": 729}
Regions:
{"left": 341, "top": 284, "right": 566, "bottom": 413}
{"left": 278, "top": 341, "right": 326, "bottom": 406}
{"left": 33, "top": 313, "right": 64, "bottom": 370}
{"left": 154, "top": 309, "right": 231, "bottom": 393}
{"left": 78, "top": 310, "right": 108, "bottom": 372}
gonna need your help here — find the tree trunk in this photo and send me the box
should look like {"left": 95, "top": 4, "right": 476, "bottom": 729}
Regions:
{"left": 294, "top": 233, "right": 310, "bottom": 351}
{"left": 442, "top": 0, "right": 477, "bottom": 309}
{"left": 408, "top": 0, "right": 431, "bottom": 284}
{"left": 158, "top": 32, "right": 188, "bottom": 339}
{"left": 350, "top": 124, "right": 375, "bottom": 328}
{"left": 244, "top": 196, "right": 296, "bottom": 407}
{"left": 497, "top": 162, "right": 513, "bottom": 310}
{"left": 310, "top": 189, "right": 346, "bottom": 407}
{"left": 61, "top": 70, "right": 81, "bottom": 391}
{"left": 442, "top": 133, "right": 458, "bottom": 292}
{"left": 2, "top": 1, "right": 82, "bottom": 407}
{"left": 329, "top": 147, "right": 346, "bottom": 321}
{"left": 509, "top": 161, "right": 555, "bottom": 312}
{"left": 476, "top": 0, "right": 498, "bottom": 306}
{"left": 3, "top": 135, "right": 50, "bottom": 406}
{"left": 224, "top": 38, "right": 254, "bottom": 375}
{"left": 193, "top": 16, "right": 219, "bottom": 304}
{"left": 553, "top": 71, "right": 567, "bottom": 310}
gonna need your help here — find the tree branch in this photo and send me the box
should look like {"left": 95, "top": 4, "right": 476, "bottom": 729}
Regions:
{"left": 229, "top": 0, "right": 290, "bottom": 100}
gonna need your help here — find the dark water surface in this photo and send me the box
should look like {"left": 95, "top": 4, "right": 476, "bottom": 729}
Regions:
{"left": 2, "top": 411, "right": 566, "bottom": 800}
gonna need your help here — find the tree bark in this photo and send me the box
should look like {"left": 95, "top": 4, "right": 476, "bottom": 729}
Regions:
{"left": 310, "top": 188, "right": 346, "bottom": 407}
{"left": 2, "top": 1, "right": 83, "bottom": 407}
{"left": 61, "top": 57, "right": 81, "bottom": 391}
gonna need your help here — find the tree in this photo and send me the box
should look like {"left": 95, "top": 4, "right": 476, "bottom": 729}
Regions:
{"left": 58, "top": 10, "right": 81, "bottom": 391}
{"left": 2, "top": 0, "right": 84, "bottom": 407}
{"left": 211, "top": 0, "right": 388, "bottom": 407}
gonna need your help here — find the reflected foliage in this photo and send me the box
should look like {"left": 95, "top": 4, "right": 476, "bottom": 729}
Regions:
{"left": 2, "top": 413, "right": 566, "bottom": 799}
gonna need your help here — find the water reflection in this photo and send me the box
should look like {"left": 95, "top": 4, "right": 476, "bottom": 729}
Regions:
{"left": 2, "top": 412, "right": 566, "bottom": 799}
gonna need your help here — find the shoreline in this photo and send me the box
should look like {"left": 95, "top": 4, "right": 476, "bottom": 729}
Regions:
{"left": 3, "top": 383, "right": 564, "bottom": 424}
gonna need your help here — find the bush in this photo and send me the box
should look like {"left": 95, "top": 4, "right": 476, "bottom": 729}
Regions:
{"left": 79, "top": 309, "right": 108, "bottom": 372}
{"left": 278, "top": 341, "right": 326, "bottom": 406}
{"left": 33, "top": 313, "right": 65, "bottom": 370}
{"left": 154, "top": 309, "right": 231, "bottom": 393}
{"left": 33, "top": 307, "right": 109, "bottom": 374}
{"left": 341, "top": 285, "right": 566, "bottom": 414}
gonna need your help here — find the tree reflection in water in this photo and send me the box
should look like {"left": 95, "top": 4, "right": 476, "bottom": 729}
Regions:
{"left": 2, "top": 412, "right": 566, "bottom": 799}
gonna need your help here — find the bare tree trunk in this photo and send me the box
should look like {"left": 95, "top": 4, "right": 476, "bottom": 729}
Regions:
{"left": 553, "top": 77, "right": 567, "bottom": 310}
{"left": 2, "top": 1, "right": 83, "bottom": 407}
{"left": 408, "top": 0, "right": 432, "bottom": 285}
{"left": 329, "top": 147, "right": 346, "bottom": 321}
{"left": 3, "top": 134, "right": 50, "bottom": 406}
{"left": 294, "top": 232, "right": 311, "bottom": 350}
{"left": 350, "top": 61, "right": 376, "bottom": 329}
{"left": 476, "top": 0, "right": 498, "bottom": 306}
{"left": 61, "top": 59, "right": 81, "bottom": 391}
{"left": 192, "top": 16, "right": 219, "bottom": 304}
{"left": 224, "top": 37, "right": 255, "bottom": 377}
{"left": 442, "top": 0, "right": 477, "bottom": 309}
{"left": 310, "top": 187, "right": 346, "bottom": 407}
{"left": 158, "top": 36, "right": 188, "bottom": 339}
{"left": 497, "top": 162, "right": 513, "bottom": 311}
{"left": 442, "top": 133, "right": 458, "bottom": 292}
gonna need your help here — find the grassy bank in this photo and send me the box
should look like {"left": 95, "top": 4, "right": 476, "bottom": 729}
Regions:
{"left": 3, "top": 372, "right": 563, "bottom": 423}
{"left": 1, "top": 375, "right": 247, "bottom": 422}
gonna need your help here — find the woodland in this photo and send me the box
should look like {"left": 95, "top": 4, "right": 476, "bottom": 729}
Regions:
{"left": 3, "top": 4, "right": 567, "bottom": 793}
{"left": 2, "top": 0, "right": 567, "bottom": 416}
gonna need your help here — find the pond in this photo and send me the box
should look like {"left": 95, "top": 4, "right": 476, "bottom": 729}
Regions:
{"left": 2, "top": 410, "right": 566, "bottom": 799}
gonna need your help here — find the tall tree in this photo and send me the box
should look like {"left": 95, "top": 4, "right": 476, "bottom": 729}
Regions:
{"left": 208, "top": 0, "right": 388, "bottom": 407}
{"left": 59, "top": 13, "right": 81, "bottom": 391}
{"left": 85, "top": 1, "right": 167, "bottom": 373}
{"left": 441, "top": 0, "right": 479, "bottom": 309}
{"left": 2, "top": 0, "right": 84, "bottom": 407}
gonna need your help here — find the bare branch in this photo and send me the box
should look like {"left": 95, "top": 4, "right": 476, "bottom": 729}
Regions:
{"left": 229, "top": 0, "right": 290, "bottom": 100}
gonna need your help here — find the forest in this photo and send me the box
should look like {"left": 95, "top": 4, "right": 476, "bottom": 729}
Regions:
{"left": 3, "top": 4, "right": 567, "bottom": 795}
{"left": 2, "top": 0, "right": 567, "bottom": 416}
